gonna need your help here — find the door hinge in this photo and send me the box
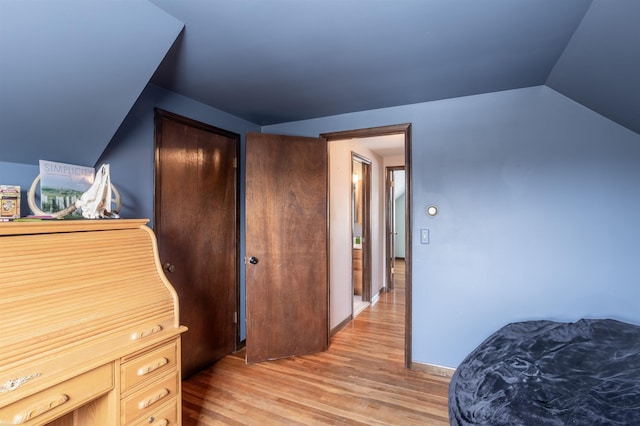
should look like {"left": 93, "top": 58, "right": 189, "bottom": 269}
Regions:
{"left": 233, "top": 311, "right": 238, "bottom": 324}
{"left": 233, "top": 157, "right": 238, "bottom": 168}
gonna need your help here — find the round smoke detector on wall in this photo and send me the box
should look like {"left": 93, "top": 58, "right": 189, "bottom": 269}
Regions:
{"left": 426, "top": 205, "right": 438, "bottom": 217}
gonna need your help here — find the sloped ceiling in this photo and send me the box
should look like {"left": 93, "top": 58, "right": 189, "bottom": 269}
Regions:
{"left": 1, "top": 0, "right": 639, "bottom": 168}
{"left": 148, "top": 0, "right": 593, "bottom": 125}
{"left": 0, "top": 0, "right": 183, "bottom": 165}
{"left": 547, "top": 0, "right": 640, "bottom": 136}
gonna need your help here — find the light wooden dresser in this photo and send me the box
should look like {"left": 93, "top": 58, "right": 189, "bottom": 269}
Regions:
{"left": 0, "top": 219, "right": 187, "bottom": 426}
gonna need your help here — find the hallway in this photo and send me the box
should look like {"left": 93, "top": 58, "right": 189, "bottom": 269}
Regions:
{"left": 182, "top": 261, "right": 450, "bottom": 425}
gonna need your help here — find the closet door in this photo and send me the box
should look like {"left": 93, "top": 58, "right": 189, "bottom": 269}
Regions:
{"left": 155, "top": 109, "right": 239, "bottom": 378}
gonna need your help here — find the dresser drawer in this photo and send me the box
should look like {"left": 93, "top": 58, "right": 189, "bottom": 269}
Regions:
{"left": 121, "top": 340, "right": 177, "bottom": 393}
{"left": 126, "top": 398, "right": 178, "bottom": 426}
{"left": 0, "top": 363, "right": 113, "bottom": 425}
{"left": 121, "top": 371, "right": 178, "bottom": 425}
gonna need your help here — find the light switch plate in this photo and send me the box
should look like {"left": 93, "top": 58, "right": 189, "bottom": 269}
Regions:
{"left": 420, "top": 229, "right": 429, "bottom": 244}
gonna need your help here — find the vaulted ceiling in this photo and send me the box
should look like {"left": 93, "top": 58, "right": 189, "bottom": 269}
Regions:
{"left": 1, "top": 0, "right": 638, "bottom": 166}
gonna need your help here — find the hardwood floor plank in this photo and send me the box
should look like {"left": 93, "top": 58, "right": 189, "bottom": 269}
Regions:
{"left": 182, "top": 259, "right": 450, "bottom": 425}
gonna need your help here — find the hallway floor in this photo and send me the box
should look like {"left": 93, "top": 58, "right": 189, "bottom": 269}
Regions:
{"left": 182, "top": 257, "right": 450, "bottom": 425}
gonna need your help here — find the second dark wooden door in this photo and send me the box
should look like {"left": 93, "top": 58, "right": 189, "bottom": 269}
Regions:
{"left": 245, "top": 132, "right": 328, "bottom": 363}
{"left": 154, "top": 109, "right": 239, "bottom": 379}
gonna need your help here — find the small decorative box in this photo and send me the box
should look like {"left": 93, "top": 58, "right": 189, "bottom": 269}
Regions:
{"left": 0, "top": 185, "right": 20, "bottom": 219}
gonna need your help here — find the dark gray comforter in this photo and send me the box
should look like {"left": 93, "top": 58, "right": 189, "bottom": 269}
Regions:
{"left": 449, "top": 319, "right": 640, "bottom": 425}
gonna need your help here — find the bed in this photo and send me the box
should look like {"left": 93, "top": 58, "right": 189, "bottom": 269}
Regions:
{"left": 448, "top": 319, "right": 640, "bottom": 425}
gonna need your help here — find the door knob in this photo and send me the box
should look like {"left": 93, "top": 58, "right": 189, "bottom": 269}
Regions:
{"left": 163, "top": 263, "right": 175, "bottom": 273}
{"left": 248, "top": 257, "right": 259, "bottom": 265}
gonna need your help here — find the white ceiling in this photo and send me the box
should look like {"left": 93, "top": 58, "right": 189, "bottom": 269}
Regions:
{"left": 356, "top": 134, "right": 405, "bottom": 158}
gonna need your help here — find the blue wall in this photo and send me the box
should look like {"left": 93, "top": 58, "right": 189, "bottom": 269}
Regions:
{"left": 264, "top": 85, "right": 640, "bottom": 368}
{"left": 3, "top": 84, "right": 639, "bottom": 368}
{"left": 98, "top": 83, "right": 260, "bottom": 341}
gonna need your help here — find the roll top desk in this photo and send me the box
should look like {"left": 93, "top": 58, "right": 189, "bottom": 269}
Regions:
{"left": 0, "top": 219, "right": 187, "bottom": 425}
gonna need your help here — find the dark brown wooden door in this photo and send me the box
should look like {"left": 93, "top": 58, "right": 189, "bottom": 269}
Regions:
{"left": 245, "top": 132, "right": 328, "bottom": 363}
{"left": 154, "top": 109, "right": 239, "bottom": 378}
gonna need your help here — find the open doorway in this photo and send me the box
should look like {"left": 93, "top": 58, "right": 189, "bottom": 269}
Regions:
{"left": 323, "top": 123, "right": 413, "bottom": 367}
{"left": 352, "top": 153, "right": 372, "bottom": 317}
{"left": 386, "top": 167, "right": 405, "bottom": 292}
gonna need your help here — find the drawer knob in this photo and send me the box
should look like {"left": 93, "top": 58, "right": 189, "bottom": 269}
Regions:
{"left": 131, "top": 325, "right": 163, "bottom": 340}
{"left": 13, "top": 394, "right": 69, "bottom": 424}
{"left": 138, "top": 388, "right": 170, "bottom": 410}
{"left": 137, "top": 357, "right": 169, "bottom": 376}
{"left": 148, "top": 418, "right": 169, "bottom": 426}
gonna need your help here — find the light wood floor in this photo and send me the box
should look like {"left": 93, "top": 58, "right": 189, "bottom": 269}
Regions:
{"left": 182, "top": 259, "right": 450, "bottom": 425}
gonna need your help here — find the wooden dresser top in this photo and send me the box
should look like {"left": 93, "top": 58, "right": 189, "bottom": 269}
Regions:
{"left": 0, "top": 218, "right": 151, "bottom": 236}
